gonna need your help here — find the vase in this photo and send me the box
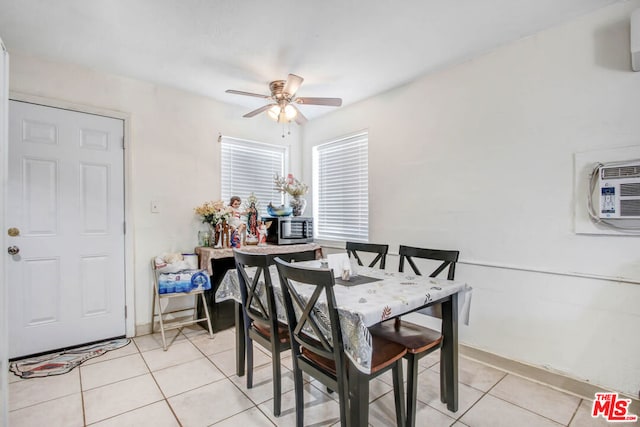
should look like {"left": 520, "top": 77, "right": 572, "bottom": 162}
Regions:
{"left": 222, "top": 220, "right": 230, "bottom": 248}
{"left": 198, "top": 230, "right": 211, "bottom": 247}
{"left": 211, "top": 223, "right": 222, "bottom": 248}
{"left": 289, "top": 196, "right": 307, "bottom": 216}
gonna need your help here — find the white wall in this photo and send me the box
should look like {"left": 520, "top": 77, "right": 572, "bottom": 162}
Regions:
{"left": 302, "top": 1, "right": 640, "bottom": 396}
{"left": 7, "top": 52, "right": 302, "bottom": 333}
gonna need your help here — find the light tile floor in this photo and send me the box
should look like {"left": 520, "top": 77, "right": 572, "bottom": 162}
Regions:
{"left": 7, "top": 325, "right": 634, "bottom": 426}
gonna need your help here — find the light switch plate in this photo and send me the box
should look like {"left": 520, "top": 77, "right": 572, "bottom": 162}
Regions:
{"left": 151, "top": 200, "right": 160, "bottom": 213}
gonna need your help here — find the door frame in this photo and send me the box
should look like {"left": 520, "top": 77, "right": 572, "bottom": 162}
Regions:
{"left": 7, "top": 91, "right": 135, "bottom": 338}
{"left": 1, "top": 37, "right": 9, "bottom": 427}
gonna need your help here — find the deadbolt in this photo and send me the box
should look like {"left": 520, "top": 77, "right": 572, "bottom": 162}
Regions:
{"left": 8, "top": 246, "right": 19, "bottom": 255}
{"left": 8, "top": 227, "right": 20, "bottom": 237}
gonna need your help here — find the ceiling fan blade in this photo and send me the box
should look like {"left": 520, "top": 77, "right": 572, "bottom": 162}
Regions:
{"left": 295, "top": 97, "right": 342, "bottom": 107}
{"left": 291, "top": 104, "right": 308, "bottom": 125}
{"left": 226, "top": 89, "right": 270, "bottom": 99}
{"left": 283, "top": 74, "right": 304, "bottom": 97}
{"left": 243, "top": 104, "right": 276, "bottom": 118}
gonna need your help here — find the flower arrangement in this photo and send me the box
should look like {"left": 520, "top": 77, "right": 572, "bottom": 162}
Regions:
{"left": 194, "top": 200, "right": 233, "bottom": 226}
{"left": 274, "top": 173, "right": 308, "bottom": 197}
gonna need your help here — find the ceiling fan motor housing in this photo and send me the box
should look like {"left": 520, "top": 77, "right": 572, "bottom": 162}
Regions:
{"left": 269, "top": 80, "right": 288, "bottom": 99}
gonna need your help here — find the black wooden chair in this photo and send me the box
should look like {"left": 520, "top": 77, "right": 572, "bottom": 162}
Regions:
{"left": 346, "top": 241, "right": 389, "bottom": 269}
{"left": 274, "top": 257, "right": 407, "bottom": 427}
{"left": 233, "top": 250, "right": 291, "bottom": 417}
{"left": 369, "top": 245, "right": 459, "bottom": 427}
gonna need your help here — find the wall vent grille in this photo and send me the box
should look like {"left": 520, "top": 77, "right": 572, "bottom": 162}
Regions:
{"left": 620, "top": 182, "right": 640, "bottom": 197}
{"left": 621, "top": 199, "right": 640, "bottom": 217}
{"left": 601, "top": 165, "right": 640, "bottom": 179}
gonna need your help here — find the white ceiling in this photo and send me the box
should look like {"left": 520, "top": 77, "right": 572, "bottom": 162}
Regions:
{"left": 0, "top": 0, "right": 621, "bottom": 120}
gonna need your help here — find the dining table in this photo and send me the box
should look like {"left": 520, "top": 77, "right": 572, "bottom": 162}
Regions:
{"left": 214, "top": 260, "right": 472, "bottom": 426}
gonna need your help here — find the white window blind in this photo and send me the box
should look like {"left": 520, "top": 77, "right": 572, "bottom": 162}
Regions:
{"left": 221, "top": 137, "right": 286, "bottom": 216}
{"left": 313, "top": 132, "right": 369, "bottom": 242}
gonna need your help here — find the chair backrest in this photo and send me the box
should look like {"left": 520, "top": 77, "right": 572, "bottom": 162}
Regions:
{"left": 271, "top": 250, "right": 317, "bottom": 264}
{"left": 233, "top": 250, "right": 278, "bottom": 328}
{"left": 274, "top": 257, "right": 346, "bottom": 375}
{"left": 346, "top": 241, "right": 389, "bottom": 269}
{"left": 398, "top": 245, "right": 459, "bottom": 280}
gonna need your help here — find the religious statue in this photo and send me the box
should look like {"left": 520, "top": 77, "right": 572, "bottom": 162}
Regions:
{"left": 228, "top": 196, "right": 248, "bottom": 245}
{"left": 228, "top": 196, "right": 246, "bottom": 231}
{"left": 246, "top": 201, "right": 258, "bottom": 237}
{"left": 257, "top": 220, "right": 271, "bottom": 246}
{"left": 230, "top": 228, "right": 241, "bottom": 248}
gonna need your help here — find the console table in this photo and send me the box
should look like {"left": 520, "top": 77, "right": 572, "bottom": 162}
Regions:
{"left": 194, "top": 243, "right": 322, "bottom": 332}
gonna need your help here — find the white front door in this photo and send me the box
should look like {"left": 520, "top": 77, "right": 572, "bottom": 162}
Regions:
{"left": 7, "top": 100, "right": 125, "bottom": 359}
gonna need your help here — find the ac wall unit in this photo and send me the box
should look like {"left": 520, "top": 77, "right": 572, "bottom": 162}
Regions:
{"left": 599, "top": 161, "right": 640, "bottom": 218}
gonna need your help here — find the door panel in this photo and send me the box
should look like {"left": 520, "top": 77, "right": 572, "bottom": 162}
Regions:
{"left": 8, "top": 100, "right": 125, "bottom": 358}
{"left": 23, "top": 257, "right": 60, "bottom": 325}
{"left": 24, "top": 158, "right": 58, "bottom": 234}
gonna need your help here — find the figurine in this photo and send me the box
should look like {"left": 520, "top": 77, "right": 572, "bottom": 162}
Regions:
{"left": 228, "top": 196, "right": 247, "bottom": 244}
{"left": 230, "top": 228, "right": 241, "bottom": 248}
{"left": 228, "top": 196, "right": 245, "bottom": 230}
{"left": 258, "top": 220, "right": 271, "bottom": 246}
{"left": 246, "top": 201, "right": 258, "bottom": 237}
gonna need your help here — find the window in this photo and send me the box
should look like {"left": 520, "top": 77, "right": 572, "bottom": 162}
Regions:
{"left": 221, "top": 137, "right": 287, "bottom": 215}
{"left": 313, "top": 132, "right": 369, "bottom": 242}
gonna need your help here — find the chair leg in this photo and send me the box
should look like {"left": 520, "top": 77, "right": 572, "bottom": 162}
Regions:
{"left": 235, "top": 304, "right": 245, "bottom": 377}
{"left": 200, "top": 293, "right": 214, "bottom": 338}
{"left": 392, "top": 360, "right": 406, "bottom": 427}
{"left": 292, "top": 359, "right": 304, "bottom": 427}
{"left": 337, "top": 372, "right": 349, "bottom": 427}
{"left": 246, "top": 335, "right": 254, "bottom": 389}
{"left": 406, "top": 353, "right": 419, "bottom": 427}
{"left": 156, "top": 296, "right": 168, "bottom": 351}
{"left": 151, "top": 289, "right": 157, "bottom": 334}
{"left": 348, "top": 362, "right": 369, "bottom": 427}
{"left": 272, "top": 346, "right": 282, "bottom": 416}
{"left": 439, "top": 351, "right": 447, "bottom": 404}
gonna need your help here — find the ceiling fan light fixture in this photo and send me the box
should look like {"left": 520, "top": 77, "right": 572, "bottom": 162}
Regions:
{"left": 283, "top": 104, "right": 297, "bottom": 120}
{"left": 267, "top": 105, "right": 281, "bottom": 121}
{"left": 267, "top": 103, "right": 297, "bottom": 123}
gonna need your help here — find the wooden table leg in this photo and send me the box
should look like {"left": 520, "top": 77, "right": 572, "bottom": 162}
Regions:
{"left": 348, "top": 360, "right": 369, "bottom": 427}
{"left": 441, "top": 293, "right": 459, "bottom": 412}
{"left": 235, "top": 302, "right": 245, "bottom": 377}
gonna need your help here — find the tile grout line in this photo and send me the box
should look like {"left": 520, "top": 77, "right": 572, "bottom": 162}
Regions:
{"left": 449, "top": 370, "right": 508, "bottom": 424}
{"left": 565, "top": 398, "right": 585, "bottom": 427}
{"left": 139, "top": 337, "right": 183, "bottom": 427}
{"left": 484, "top": 373, "right": 578, "bottom": 426}
{"left": 78, "top": 364, "right": 87, "bottom": 426}
{"left": 81, "top": 337, "right": 174, "bottom": 426}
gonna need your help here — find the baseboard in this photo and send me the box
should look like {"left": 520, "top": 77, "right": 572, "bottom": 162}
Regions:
{"left": 135, "top": 323, "right": 152, "bottom": 336}
{"left": 460, "top": 344, "right": 640, "bottom": 415}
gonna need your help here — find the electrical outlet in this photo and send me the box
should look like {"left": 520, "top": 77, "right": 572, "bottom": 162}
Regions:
{"left": 151, "top": 201, "right": 160, "bottom": 213}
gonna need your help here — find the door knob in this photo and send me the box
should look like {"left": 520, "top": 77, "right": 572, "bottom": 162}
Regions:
{"left": 8, "top": 246, "right": 19, "bottom": 255}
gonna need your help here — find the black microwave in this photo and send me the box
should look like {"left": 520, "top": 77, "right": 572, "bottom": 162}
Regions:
{"left": 263, "top": 216, "right": 313, "bottom": 245}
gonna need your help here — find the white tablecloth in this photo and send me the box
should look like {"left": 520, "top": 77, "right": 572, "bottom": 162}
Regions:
{"left": 215, "top": 262, "right": 472, "bottom": 373}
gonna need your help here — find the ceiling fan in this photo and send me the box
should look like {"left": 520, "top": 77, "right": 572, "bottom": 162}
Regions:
{"left": 225, "top": 74, "right": 342, "bottom": 125}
